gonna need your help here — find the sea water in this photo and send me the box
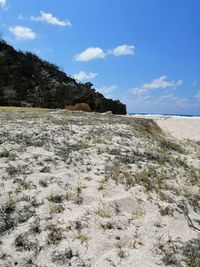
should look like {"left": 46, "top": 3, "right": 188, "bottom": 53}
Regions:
{"left": 128, "top": 113, "right": 200, "bottom": 119}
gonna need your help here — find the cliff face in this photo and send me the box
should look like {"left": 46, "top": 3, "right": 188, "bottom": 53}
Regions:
{"left": 0, "top": 39, "right": 127, "bottom": 114}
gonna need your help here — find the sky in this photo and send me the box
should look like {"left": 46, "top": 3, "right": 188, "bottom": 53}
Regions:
{"left": 0, "top": 0, "right": 200, "bottom": 115}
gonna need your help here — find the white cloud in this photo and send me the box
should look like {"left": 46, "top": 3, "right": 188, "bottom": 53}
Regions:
{"left": 9, "top": 26, "right": 36, "bottom": 40}
{"left": 74, "top": 44, "right": 135, "bottom": 61}
{"left": 157, "top": 94, "right": 190, "bottom": 108}
{"left": 75, "top": 47, "right": 106, "bottom": 62}
{"left": 0, "top": 0, "right": 6, "bottom": 7}
{"left": 111, "top": 44, "right": 135, "bottom": 56}
{"left": 30, "top": 11, "right": 71, "bottom": 27}
{"left": 97, "top": 85, "right": 117, "bottom": 97}
{"left": 195, "top": 90, "right": 200, "bottom": 100}
{"left": 73, "top": 71, "right": 98, "bottom": 81}
{"left": 132, "top": 75, "right": 183, "bottom": 95}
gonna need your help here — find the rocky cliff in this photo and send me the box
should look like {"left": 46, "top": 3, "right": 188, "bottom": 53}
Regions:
{"left": 0, "top": 39, "right": 126, "bottom": 114}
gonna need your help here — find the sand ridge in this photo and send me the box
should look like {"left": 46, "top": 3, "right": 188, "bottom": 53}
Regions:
{"left": 0, "top": 108, "right": 199, "bottom": 267}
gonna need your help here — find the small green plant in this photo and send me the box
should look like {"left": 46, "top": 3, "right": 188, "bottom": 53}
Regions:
{"left": 100, "top": 222, "right": 114, "bottom": 230}
{"left": 46, "top": 225, "right": 63, "bottom": 245}
{"left": 134, "top": 167, "right": 169, "bottom": 192}
{"left": 50, "top": 204, "right": 64, "bottom": 213}
{"left": 98, "top": 176, "right": 109, "bottom": 191}
{"left": 73, "top": 184, "right": 85, "bottom": 205}
{"left": 4, "top": 199, "right": 16, "bottom": 214}
{"left": 47, "top": 194, "right": 63, "bottom": 203}
{"left": 15, "top": 186, "right": 23, "bottom": 193}
{"left": 94, "top": 204, "right": 113, "bottom": 218}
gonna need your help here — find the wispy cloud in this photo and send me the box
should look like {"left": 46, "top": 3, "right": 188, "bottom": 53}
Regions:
{"left": 195, "top": 90, "right": 200, "bottom": 101}
{"left": 156, "top": 94, "right": 190, "bottom": 108}
{"left": 97, "top": 85, "right": 117, "bottom": 97}
{"left": 73, "top": 71, "right": 98, "bottom": 81}
{"left": 0, "top": 0, "right": 6, "bottom": 8}
{"left": 111, "top": 44, "right": 135, "bottom": 56}
{"left": 9, "top": 26, "right": 36, "bottom": 40}
{"left": 30, "top": 11, "right": 71, "bottom": 27}
{"left": 75, "top": 47, "right": 106, "bottom": 62}
{"left": 132, "top": 75, "right": 183, "bottom": 95}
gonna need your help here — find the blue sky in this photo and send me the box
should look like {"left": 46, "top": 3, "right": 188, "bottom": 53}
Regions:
{"left": 0, "top": 0, "right": 200, "bottom": 114}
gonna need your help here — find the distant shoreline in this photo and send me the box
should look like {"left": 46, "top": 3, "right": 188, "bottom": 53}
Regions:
{"left": 128, "top": 113, "right": 200, "bottom": 119}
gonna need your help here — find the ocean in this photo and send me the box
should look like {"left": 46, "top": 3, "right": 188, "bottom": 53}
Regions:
{"left": 128, "top": 113, "right": 200, "bottom": 119}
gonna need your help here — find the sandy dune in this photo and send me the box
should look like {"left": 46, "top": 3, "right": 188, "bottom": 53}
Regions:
{"left": 0, "top": 108, "right": 199, "bottom": 267}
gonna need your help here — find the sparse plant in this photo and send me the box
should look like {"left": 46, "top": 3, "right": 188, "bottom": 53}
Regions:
{"left": 116, "top": 243, "right": 126, "bottom": 259}
{"left": 50, "top": 204, "right": 65, "bottom": 213}
{"left": 39, "top": 180, "right": 48, "bottom": 187}
{"left": 100, "top": 222, "right": 114, "bottom": 230}
{"left": 106, "top": 163, "right": 134, "bottom": 189}
{"left": 129, "top": 207, "right": 145, "bottom": 220}
{"left": 0, "top": 149, "right": 9, "bottom": 158}
{"left": 76, "top": 233, "right": 89, "bottom": 244}
{"left": 94, "top": 203, "right": 113, "bottom": 218}
{"left": 15, "top": 232, "right": 37, "bottom": 252}
{"left": 131, "top": 118, "right": 163, "bottom": 140}
{"left": 159, "top": 139, "right": 185, "bottom": 154}
{"left": 182, "top": 239, "right": 200, "bottom": 267}
{"left": 47, "top": 194, "right": 63, "bottom": 203}
{"left": 40, "top": 166, "right": 50, "bottom": 173}
{"left": 98, "top": 176, "right": 109, "bottom": 191}
{"left": 51, "top": 249, "right": 73, "bottom": 265}
{"left": 0, "top": 200, "right": 16, "bottom": 234}
{"left": 46, "top": 225, "right": 63, "bottom": 246}
{"left": 73, "top": 184, "right": 85, "bottom": 205}
{"left": 65, "top": 190, "right": 73, "bottom": 201}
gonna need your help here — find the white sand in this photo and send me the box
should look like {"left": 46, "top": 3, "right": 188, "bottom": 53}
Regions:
{"left": 0, "top": 108, "right": 199, "bottom": 267}
{"left": 155, "top": 117, "right": 200, "bottom": 141}
{"left": 133, "top": 115, "right": 200, "bottom": 141}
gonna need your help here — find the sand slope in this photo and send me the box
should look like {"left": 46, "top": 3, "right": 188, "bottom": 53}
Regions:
{"left": 155, "top": 117, "right": 200, "bottom": 141}
{"left": 0, "top": 108, "right": 199, "bottom": 267}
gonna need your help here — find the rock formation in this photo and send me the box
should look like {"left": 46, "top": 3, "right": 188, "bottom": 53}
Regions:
{"left": 0, "top": 39, "right": 127, "bottom": 114}
{"left": 65, "top": 103, "right": 92, "bottom": 112}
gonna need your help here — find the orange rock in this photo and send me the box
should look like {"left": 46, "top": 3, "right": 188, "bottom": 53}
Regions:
{"left": 65, "top": 103, "right": 92, "bottom": 112}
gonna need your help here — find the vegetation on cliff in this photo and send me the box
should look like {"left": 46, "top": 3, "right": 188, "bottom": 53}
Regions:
{"left": 0, "top": 39, "right": 126, "bottom": 114}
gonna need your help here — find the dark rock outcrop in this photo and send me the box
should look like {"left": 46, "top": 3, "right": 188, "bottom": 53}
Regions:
{"left": 0, "top": 39, "right": 126, "bottom": 114}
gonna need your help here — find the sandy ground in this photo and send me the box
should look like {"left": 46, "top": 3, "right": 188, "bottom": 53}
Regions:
{"left": 133, "top": 116, "right": 200, "bottom": 141}
{"left": 155, "top": 117, "right": 200, "bottom": 141}
{"left": 0, "top": 108, "right": 199, "bottom": 267}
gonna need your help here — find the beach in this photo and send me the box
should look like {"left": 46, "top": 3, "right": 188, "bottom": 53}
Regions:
{"left": 0, "top": 108, "right": 199, "bottom": 267}
{"left": 132, "top": 115, "right": 200, "bottom": 141}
